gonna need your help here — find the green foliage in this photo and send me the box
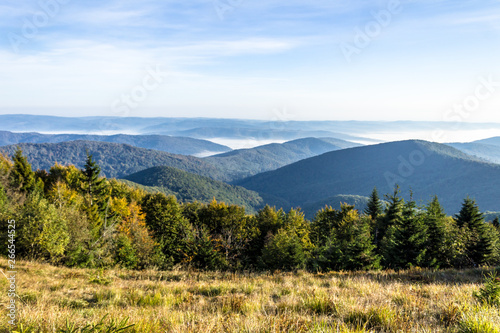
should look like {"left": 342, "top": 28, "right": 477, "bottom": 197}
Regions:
{"left": 17, "top": 193, "right": 70, "bottom": 262}
{"left": 188, "top": 226, "right": 227, "bottom": 270}
{"left": 261, "top": 227, "right": 307, "bottom": 270}
{"left": 380, "top": 190, "right": 428, "bottom": 269}
{"left": 141, "top": 193, "right": 190, "bottom": 267}
{"left": 9, "top": 148, "right": 36, "bottom": 193}
{"left": 424, "top": 198, "right": 459, "bottom": 268}
{"left": 1, "top": 140, "right": 227, "bottom": 180}
{"left": 55, "top": 314, "right": 134, "bottom": 333}
{"left": 115, "top": 234, "right": 138, "bottom": 269}
{"left": 474, "top": 272, "right": 500, "bottom": 307}
{"left": 365, "top": 187, "right": 382, "bottom": 220}
{"left": 455, "top": 197, "right": 496, "bottom": 266}
{"left": 312, "top": 205, "right": 379, "bottom": 271}
{"left": 124, "top": 165, "right": 263, "bottom": 213}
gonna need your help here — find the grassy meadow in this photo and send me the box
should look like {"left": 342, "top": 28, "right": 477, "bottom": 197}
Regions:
{"left": 1, "top": 259, "right": 500, "bottom": 332}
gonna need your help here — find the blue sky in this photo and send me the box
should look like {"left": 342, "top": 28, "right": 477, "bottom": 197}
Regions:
{"left": 1, "top": 0, "right": 500, "bottom": 121}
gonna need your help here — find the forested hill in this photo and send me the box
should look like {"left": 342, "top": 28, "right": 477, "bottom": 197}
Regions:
{"left": 0, "top": 141, "right": 228, "bottom": 180}
{"left": 0, "top": 131, "right": 230, "bottom": 156}
{"left": 446, "top": 142, "right": 500, "bottom": 164}
{"left": 474, "top": 136, "right": 500, "bottom": 146}
{"left": 236, "top": 140, "right": 500, "bottom": 214}
{"left": 123, "top": 166, "right": 263, "bottom": 213}
{"left": 205, "top": 137, "right": 361, "bottom": 181}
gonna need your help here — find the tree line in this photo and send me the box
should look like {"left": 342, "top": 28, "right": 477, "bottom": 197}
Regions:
{"left": 1, "top": 149, "right": 499, "bottom": 271}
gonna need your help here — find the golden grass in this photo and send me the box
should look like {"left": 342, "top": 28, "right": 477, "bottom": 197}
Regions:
{"left": 1, "top": 258, "right": 499, "bottom": 332}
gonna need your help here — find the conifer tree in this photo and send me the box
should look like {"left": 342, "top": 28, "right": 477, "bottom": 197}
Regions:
{"left": 455, "top": 197, "right": 496, "bottom": 266}
{"left": 493, "top": 217, "right": 500, "bottom": 230}
{"left": 81, "top": 152, "right": 106, "bottom": 206}
{"left": 9, "top": 148, "right": 35, "bottom": 193}
{"left": 365, "top": 187, "right": 383, "bottom": 220}
{"left": 423, "top": 196, "right": 453, "bottom": 268}
{"left": 381, "top": 195, "right": 428, "bottom": 268}
{"left": 377, "top": 186, "right": 404, "bottom": 251}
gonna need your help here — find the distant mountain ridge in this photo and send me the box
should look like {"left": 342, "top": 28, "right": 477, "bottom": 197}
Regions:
{"left": 447, "top": 142, "right": 500, "bottom": 164}
{"left": 236, "top": 140, "right": 500, "bottom": 214}
{"left": 0, "top": 131, "right": 230, "bottom": 156}
{"left": 0, "top": 141, "right": 228, "bottom": 180}
{"left": 205, "top": 137, "right": 361, "bottom": 181}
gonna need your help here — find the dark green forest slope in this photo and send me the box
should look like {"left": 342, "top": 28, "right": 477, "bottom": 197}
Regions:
{"left": 236, "top": 140, "right": 500, "bottom": 214}
{"left": 123, "top": 166, "right": 263, "bottom": 213}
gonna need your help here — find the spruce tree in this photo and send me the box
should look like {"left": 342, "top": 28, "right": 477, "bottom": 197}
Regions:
{"left": 381, "top": 195, "right": 427, "bottom": 269}
{"left": 365, "top": 187, "right": 383, "bottom": 220}
{"left": 81, "top": 152, "right": 106, "bottom": 206}
{"left": 377, "top": 186, "right": 404, "bottom": 252}
{"left": 424, "top": 196, "right": 451, "bottom": 268}
{"left": 455, "top": 197, "right": 496, "bottom": 266}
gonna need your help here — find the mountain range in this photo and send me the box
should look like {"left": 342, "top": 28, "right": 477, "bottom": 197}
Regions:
{"left": 236, "top": 140, "right": 500, "bottom": 215}
{"left": 205, "top": 137, "right": 361, "bottom": 181}
{"left": 0, "top": 131, "right": 229, "bottom": 157}
{"left": 0, "top": 141, "right": 227, "bottom": 180}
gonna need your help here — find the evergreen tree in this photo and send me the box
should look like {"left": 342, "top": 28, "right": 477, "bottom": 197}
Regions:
{"left": 377, "top": 186, "right": 404, "bottom": 251}
{"left": 423, "top": 196, "right": 453, "bottom": 268}
{"left": 455, "top": 197, "right": 496, "bottom": 266}
{"left": 493, "top": 217, "right": 500, "bottom": 230}
{"left": 312, "top": 205, "right": 379, "bottom": 271}
{"left": 365, "top": 187, "right": 383, "bottom": 220}
{"left": 81, "top": 152, "right": 106, "bottom": 206}
{"left": 9, "top": 148, "right": 36, "bottom": 193}
{"left": 381, "top": 192, "right": 428, "bottom": 268}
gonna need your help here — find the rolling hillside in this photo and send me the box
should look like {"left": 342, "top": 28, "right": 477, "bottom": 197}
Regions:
{"left": 0, "top": 141, "right": 227, "bottom": 180}
{"left": 236, "top": 140, "right": 500, "bottom": 214}
{"left": 122, "top": 166, "right": 263, "bottom": 213}
{"left": 0, "top": 131, "right": 230, "bottom": 156}
{"left": 474, "top": 136, "right": 500, "bottom": 146}
{"left": 447, "top": 142, "right": 500, "bottom": 164}
{"left": 205, "top": 137, "right": 361, "bottom": 181}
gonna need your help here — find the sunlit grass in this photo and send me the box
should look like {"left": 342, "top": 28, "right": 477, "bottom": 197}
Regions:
{"left": 1, "top": 258, "right": 499, "bottom": 332}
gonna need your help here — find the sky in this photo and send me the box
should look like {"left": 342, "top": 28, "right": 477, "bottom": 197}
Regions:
{"left": 1, "top": 0, "right": 500, "bottom": 122}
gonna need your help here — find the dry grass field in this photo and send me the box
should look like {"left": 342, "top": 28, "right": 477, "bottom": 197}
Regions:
{"left": 1, "top": 258, "right": 499, "bottom": 333}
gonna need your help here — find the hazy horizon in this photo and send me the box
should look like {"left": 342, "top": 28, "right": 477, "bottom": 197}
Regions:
{"left": 2, "top": 1, "right": 500, "bottom": 122}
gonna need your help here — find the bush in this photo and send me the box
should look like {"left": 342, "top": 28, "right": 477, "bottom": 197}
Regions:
{"left": 474, "top": 272, "right": 500, "bottom": 307}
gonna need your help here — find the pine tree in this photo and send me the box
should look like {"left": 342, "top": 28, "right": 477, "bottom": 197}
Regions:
{"left": 455, "top": 197, "right": 496, "bottom": 266}
{"left": 9, "top": 148, "right": 36, "bottom": 193}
